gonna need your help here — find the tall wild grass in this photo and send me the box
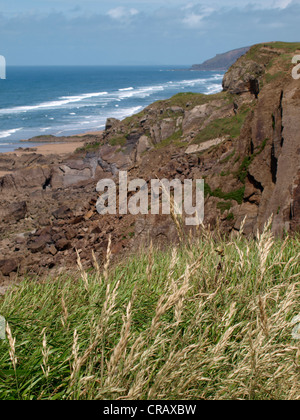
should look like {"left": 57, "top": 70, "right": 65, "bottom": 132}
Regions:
{"left": 0, "top": 220, "right": 299, "bottom": 400}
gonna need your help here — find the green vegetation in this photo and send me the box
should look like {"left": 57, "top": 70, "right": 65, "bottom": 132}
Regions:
{"left": 217, "top": 201, "right": 232, "bottom": 213}
{"left": 121, "top": 92, "right": 232, "bottom": 130}
{"left": 154, "top": 130, "right": 185, "bottom": 149}
{"left": 220, "top": 150, "right": 236, "bottom": 164}
{"left": 236, "top": 139, "right": 268, "bottom": 183}
{"left": 226, "top": 212, "right": 235, "bottom": 221}
{"left": 265, "top": 72, "right": 285, "bottom": 84}
{"left": 236, "top": 156, "right": 254, "bottom": 183}
{"left": 76, "top": 142, "right": 102, "bottom": 153}
{"left": 205, "top": 182, "right": 245, "bottom": 205}
{"left": 0, "top": 223, "right": 299, "bottom": 400}
{"left": 267, "top": 42, "right": 300, "bottom": 52}
{"left": 193, "top": 108, "right": 250, "bottom": 144}
{"left": 164, "top": 91, "right": 228, "bottom": 108}
{"left": 108, "top": 135, "right": 127, "bottom": 147}
{"left": 220, "top": 170, "right": 231, "bottom": 177}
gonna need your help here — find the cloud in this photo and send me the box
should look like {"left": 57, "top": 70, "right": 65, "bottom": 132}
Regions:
{"left": 107, "top": 7, "right": 139, "bottom": 21}
{"left": 1, "top": 1, "right": 300, "bottom": 65}
{"left": 181, "top": 5, "right": 214, "bottom": 28}
{"left": 274, "top": 0, "right": 293, "bottom": 8}
{"left": 182, "top": 13, "right": 205, "bottom": 28}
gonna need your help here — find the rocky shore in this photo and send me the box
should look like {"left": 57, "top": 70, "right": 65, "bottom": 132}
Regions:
{"left": 1, "top": 42, "right": 300, "bottom": 285}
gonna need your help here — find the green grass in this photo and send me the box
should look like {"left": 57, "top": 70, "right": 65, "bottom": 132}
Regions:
{"left": 236, "top": 139, "right": 268, "bottom": 183}
{"left": 163, "top": 91, "right": 229, "bottom": 108}
{"left": 205, "top": 183, "right": 245, "bottom": 205}
{"left": 121, "top": 92, "right": 230, "bottom": 130}
{"left": 193, "top": 108, "right": 250, "bottom": 144}
{"left": 220, "top": 150, "right": 236, "bottom": 164}
{"left": 154, "top": 130, "right": 185, "bottom": 149}
{"left": 0, "top": 224, "right": 299, "bottom": 400}
{"left": 108, "top": 136, "right": 127, "bottom": 147}
{"left": 226, "top": 213, "right": 235, "bottom": 221}
{"left": 217, "top": 201, "right": 232, "bottom": 213}
{"left": 76, "top": 142, "right": 102, "bottom": 153}
{"left": 267, "top": 42, "right": 300, "bottom": 52}
{"left": 265, "top": 72, "right": 285, "bottom": 84}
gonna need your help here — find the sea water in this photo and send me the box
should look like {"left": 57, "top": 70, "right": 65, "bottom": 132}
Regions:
{"left": 0, "top": 66, "right": 224, "bottom": 152}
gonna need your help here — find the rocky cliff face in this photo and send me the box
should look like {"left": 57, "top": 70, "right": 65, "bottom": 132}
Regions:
{"left": 0, "top": 42, "right": 300, "bottom": 282}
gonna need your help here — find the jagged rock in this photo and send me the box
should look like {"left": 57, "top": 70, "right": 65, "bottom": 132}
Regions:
{"left": 234, "top": 203, "right": 258, "bottom": 235}
{"left": 0, "top": 259, "right": 18, "bottom": 276}
{"left": 136, "top": 136, "right": 153, "bottom": 161}
{"left": 185, "top": 137, "right": 227, "bottom": 154}
{"left": 223, "top": 60, "right": 264, "bottom": 95}
{"left": 52, "top": 206, "right": 73, "bottom": 220}
{"left": 0, "top": 42, "right": 300, "bottom": 279}
{"left": 183, "top": 104, "right": 212, "bottom": 132}
{"left": 28, "top": 234, "right": 51, "bottom": 253}
{"left": 55, "top": 238, "right": 72, "bottom": 251}
{"left": 150, "top": 119, "right": 177, "bottom": 144}
{"left": 0, "top": 201, "right": 27, "bottom": 222}
{"left": 105, "top": 118, "right": 120, "bottom": 131}
{"left": 48, "top": 245, "right": 57, "bottom": 256}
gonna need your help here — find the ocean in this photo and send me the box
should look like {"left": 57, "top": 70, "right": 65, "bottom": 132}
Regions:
{"left": 0, "top": 66, "right": 224, "bottom": 153}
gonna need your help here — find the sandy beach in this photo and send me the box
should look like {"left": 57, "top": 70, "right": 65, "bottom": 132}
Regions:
{"left": 0, "top": 141, "right": 87, "bottom": 177}
{"left": 17, "top": 141, "right": 86, "bottom": 156}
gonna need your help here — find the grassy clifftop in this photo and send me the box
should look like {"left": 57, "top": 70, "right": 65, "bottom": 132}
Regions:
{"left": 0, "top": 222, "right": 299, "bottom": 400}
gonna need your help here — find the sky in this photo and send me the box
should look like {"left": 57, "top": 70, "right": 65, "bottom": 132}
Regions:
{"left": 0, "top": 0, "right": 299, "bottom": 65}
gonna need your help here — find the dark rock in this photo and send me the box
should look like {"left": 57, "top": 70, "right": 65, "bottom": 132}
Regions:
{"left": 0, "top": 259, "right": 18, "bottom": 276}
{"left": 28, "top": 234, "right": 52, "bottom": 253}
{"left": 55, "top": 238, "right": 72, "bottom": 251}
{"left": 0, "top": 201, "right": 27, "bottom": 223}
{"left": 105, "top": 118, "right": 120, "bottom": 131}
{"left": 52, "top": 206, "right": 73, "bottom": 220}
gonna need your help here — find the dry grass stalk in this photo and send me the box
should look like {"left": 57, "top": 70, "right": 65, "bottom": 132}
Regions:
{"left": 41, "top": 329, "right": 50, "bottom": 378}
{"left": 103, "top": 235, "right": 112, "bottom": 283}
{"left": 101, "top": 279, "right": 121, "bottom": 326}
{"left": 70, "top": 329, "right": 79, "bottom": 385}
{"left": 146, "top": 240, "right": 154, "bottom": 284}
{"left": 167, "top": 247, "right": 179, "bottom": 294}
{"left": 234, "top": 243, "right": 245, "bottom": 271}
{"left": 150, "top": 264, "right": 191, "bottom": 334}
{"left": 105, "top": 293, "right": 135, "bottom": 387}
{"left": 258, "top": 296, "right": 269, "bottom": 337}
{"left": 76, "top": 250, "right": 89, "bottom": 292}
{"left": 6, "top": 323, "right": 17, "bottom": 371}
{"left": 257, "top": 215, "right": 274, "bottom": 283}
{"left": 174, "top": 265, "right": 190, "bottom": 324}
{"left": 61, "top": 294, "right": 68, "bottom": 328}
{"left": 170, "top": 196, "right": 185, "bottom": 243}
{"left": 238, "top": 215, "right": 247, "bottom": 238}
{"left": 92, "top": 250, "right": 101, "bottom": 283}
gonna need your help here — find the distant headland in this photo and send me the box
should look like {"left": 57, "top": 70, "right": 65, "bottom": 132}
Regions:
{"left": 190, "top": 46, "right": 250, "bottom": 71}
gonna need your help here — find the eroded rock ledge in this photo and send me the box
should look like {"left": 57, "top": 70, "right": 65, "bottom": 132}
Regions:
{"left": 1, "top": 42, "right": 300, "bottom": 282}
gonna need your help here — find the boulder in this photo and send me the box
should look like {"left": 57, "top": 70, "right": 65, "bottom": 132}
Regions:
{"left": 0, "top": 259, "right": 18, "bottom": 276}
{"left": 0, "top": 201, "right": 27, "bottom": 223}
{"left": 52, "top": 206, "right": 73, "bottom": 220}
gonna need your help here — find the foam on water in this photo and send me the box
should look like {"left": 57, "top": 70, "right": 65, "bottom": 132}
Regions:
{"left": 0, "top": 128, "right": 23, "bottom": 138}
{"left": 0, "top": 66, "right": 224, "bottom": 151}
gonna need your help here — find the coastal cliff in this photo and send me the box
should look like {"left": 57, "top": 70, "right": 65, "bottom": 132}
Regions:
{"left": 190, "top": 46, "right": 250, "bottom": 71}
{"left": 0, "top": 41, "right": 300, "bottom": 280}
